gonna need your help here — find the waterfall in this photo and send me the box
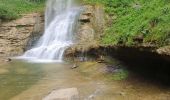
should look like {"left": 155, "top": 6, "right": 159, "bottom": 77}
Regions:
{"left": 21, "top": 0, "right": 81, "bottom": 62}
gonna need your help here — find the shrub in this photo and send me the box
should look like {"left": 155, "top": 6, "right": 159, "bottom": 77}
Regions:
{"left": 0, "top": 0, "right": 45, "bottom": 21}
{"left": 0, "top": 5, "right": 18, "bottom": 20}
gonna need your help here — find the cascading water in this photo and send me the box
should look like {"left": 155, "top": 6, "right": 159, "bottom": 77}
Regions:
{"left": 20, "top": 0, "right": 81, "bottom": 62}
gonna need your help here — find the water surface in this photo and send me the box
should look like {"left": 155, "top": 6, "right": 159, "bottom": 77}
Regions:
{"left": 0, "top": 60, "right": 170, "bottom": 100}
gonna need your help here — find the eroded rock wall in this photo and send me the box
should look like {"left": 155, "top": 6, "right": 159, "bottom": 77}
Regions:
{"left": 0, "top": 13, "right": 44, "bottom": 57}
{"left": 65, "top": 5, "right": 105, "bottom": 56}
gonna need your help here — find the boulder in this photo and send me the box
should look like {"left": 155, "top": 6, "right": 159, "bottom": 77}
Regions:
{"left": 43, "top": 88, "right": 79, "bottom": 100}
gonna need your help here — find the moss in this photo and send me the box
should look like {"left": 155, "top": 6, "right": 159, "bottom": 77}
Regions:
{"left": 111, "top": 69, "right": 129, "bottom": 81}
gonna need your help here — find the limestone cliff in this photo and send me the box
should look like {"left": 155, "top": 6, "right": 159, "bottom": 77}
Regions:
{"left": 0, "top": 13, "right": 44, "bottom": 57}
{"left": 65, "top": 5, "right": 105, "bottom": 56}
{"left": 64, "top": 4, "right": 170, "bottom": 61}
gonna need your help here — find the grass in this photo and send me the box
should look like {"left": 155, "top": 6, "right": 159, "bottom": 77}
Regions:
{"left": 83, "top": 0, "right": 170, "bottom": 47}
{"left": 0, "top": 0, "right": 45, "bottom": 20}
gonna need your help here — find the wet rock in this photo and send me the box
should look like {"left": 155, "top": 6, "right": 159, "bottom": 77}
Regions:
{"left": 79, "top": 15, "right": 90, "bottom": 23}
{"left": 116, "top": 91, "right": 126, "bottom": 96}
{"left": 105, "top": 65, "right": 120, "bottom": 73}
{"left": 88, "top": 95, "right": 95, "bottom": 99}
{"left": 97, "top": 55, "right": 105, "bottom": 63}
{"left": 65, "top": 5, "right": 105, "bottom": 57}
{"left": 5, "top": 58, "right": 12, "bottom": 62}
{"left": 71, "top": 64, "right": 78, "bottom": 69}
{"left": 92, "top": 5, "right": 105, "bottom": 36}
{"left": 43, "top": 88, "right": 79, "bottom": 100}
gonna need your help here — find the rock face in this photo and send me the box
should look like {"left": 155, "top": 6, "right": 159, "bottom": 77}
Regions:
{"left": 65, "top": 5, "right": 105, "bottom": 56}
{"left": 0, "top": 13, "right": 44, "bottom": 57}
{"left": 157, "top": 46, "right": 170, "bottom": 56}
{"left": 43, "top": 88, "right": 79, "bottom": 100}
{"left": 64, "top": 5, "right": 170, "bottom": 60}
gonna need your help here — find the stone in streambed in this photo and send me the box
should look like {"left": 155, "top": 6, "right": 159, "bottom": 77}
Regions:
{"left": 105, "top": 65, "right": 120, "bottom": 73}
{"left": 71, "top": 64, "right": 79, "bottom": 69}
{"left": 97, "top": 55, "right": 105, "bottom": 63}
{"left": 43, "top": 88, "right": 79, "bottom": 100}
{"left": 5, "top": 58, "right": 12, "bottom": 62}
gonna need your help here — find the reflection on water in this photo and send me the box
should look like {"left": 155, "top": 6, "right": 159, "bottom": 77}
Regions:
{"left": 0, "top": 60, "right": 170, "bottom": 100}
{"left": 0, "top": 60, "right": 44, "bottom": 100}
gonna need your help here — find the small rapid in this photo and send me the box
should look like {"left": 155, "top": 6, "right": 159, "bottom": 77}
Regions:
{"left": 20, "top": 0, "right": 81, "bottom": 62}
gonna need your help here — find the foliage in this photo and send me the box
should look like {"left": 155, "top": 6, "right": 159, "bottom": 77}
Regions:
{"left": 0, "top": 5, "right": 18, "bottom": 20}
{"left": 0, "top": 0, "right": 45, "bottom": 20}
{"left": 84, "top": 0, "right": 170, "bottom": 46}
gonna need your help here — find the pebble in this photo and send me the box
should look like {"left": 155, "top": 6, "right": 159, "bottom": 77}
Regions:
{"left": 71, "top": 64, "right": 78, "bottom": 69}
{"left": 5, "top": 58, "right": 12, "bottom": 62}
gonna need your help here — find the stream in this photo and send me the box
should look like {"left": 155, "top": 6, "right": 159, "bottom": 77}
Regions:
{"left": 0, "top": 59, "right": 170, "bottom": 100}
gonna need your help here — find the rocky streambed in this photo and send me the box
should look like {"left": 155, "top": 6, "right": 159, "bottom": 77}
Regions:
{"left": 0, "top": 59, "right": 170, "bottom": 100}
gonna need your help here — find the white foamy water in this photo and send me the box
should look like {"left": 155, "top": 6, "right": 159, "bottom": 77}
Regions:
{"left": 19, "top": 0, "right": 81, "bottom": 62}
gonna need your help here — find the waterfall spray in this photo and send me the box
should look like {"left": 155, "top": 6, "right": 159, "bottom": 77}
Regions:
{"left": 21, "top": 0, "right": 81, "bottom": 62}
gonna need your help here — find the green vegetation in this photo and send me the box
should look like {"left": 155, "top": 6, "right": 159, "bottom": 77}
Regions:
{"left": 84, "top": 0, "right": 170, "bottom": 46}
{"left": 0, "top": 0, "right": 45, "bottom": 20}
{"left": 111, "top": 69, "right": 128, "bottom": 81}
{"left": 1, "top": 0, "right": 170, "bottom": 46}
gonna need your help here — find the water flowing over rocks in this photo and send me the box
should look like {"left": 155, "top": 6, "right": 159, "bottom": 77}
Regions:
{"left": 63, "top": 4, "right": 170, "bottom": 62}
{"left": 65, "top": 5, "right": 105, "bottom": 56}
{"left": 0, "top": 3, "right": 169, "bottom": 61}
{"left": 21, "top": 0, "right": 82, "bottom": 62}
{"left": 0, "top": 13, "right": 44, "bottom": 57}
